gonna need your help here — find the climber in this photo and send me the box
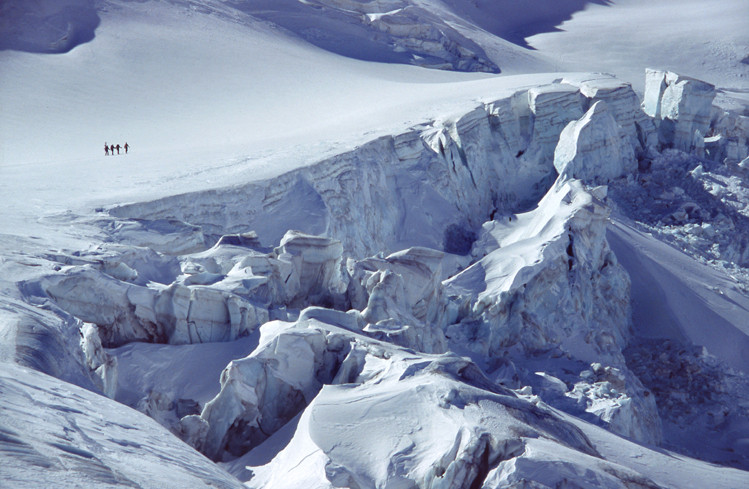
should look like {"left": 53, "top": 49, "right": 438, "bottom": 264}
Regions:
{"left": 115, "top": 143, "right": 121, "bottom": 155}
{"left": 124, "top": 142, "right": 129, "bottom": 154}
{"left": 104, "top": 143, "right": 109, "bottom": 156}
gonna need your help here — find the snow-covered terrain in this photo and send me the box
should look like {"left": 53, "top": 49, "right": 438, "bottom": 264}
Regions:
{"left": 2, "top": 0, "right": 749, "bottom": 488}
{"left": 527, "top": 0, "right": 749, "bottom": 110}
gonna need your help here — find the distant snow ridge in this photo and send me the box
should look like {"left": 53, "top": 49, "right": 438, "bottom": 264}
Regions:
{"left": 181, "top": 0, "right": 502, "bottom": 72}
{"left": 357, "top": 2, "right": 501, "bottom": 72}
{"left": 7, "top": 70, "right": 749, "bottom": 487}
{"left": 224, "top": 0, "right": 607, "bottom": 73}
{"left": 0, "top": 0, "right": 100, "bottom": 54}
{"left": 0, "top": 0, "right": 595, "bottom": 73}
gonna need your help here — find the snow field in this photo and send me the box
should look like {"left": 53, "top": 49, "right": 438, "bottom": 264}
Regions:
{"left": 2, "top": 0, "right": 749, "bottom": 488}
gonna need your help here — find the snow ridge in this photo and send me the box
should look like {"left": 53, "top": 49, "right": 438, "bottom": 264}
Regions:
{"left": 0, "top": 0, "right": 99, "bottom": 54}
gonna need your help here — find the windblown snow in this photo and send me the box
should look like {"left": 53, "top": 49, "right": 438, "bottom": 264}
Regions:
{"left": 2, "top": 1, "right": 749, "bottom": 488}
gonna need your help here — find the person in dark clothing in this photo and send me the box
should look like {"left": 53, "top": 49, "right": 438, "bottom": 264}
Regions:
{"left": 105, "top": 143, "right": 109, "bottom": 156}
{"left": 115, "top": 144, "right": 120, "bottom": 155}
{"left": 124, "top": 142, "right": 129, "bottom": 154}
{"left": 110, "top": 144, "right": 115, "bottom": 154}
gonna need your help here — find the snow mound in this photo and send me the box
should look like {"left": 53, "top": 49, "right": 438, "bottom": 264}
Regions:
{"left": 205, "top": 312, "right": 665, "bottom": 489}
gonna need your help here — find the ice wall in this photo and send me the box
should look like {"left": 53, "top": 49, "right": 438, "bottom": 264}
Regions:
{"left": 554, "top": 101, "right": 636, "bottom": 184}
{"left": 642, "top": 69, "right": 716, "bottom": 154}
{"left": 110, "top": 77, "right": 645, "bottom": 259}
{"left": 445, "top": 180, "right": 629, "bottom": 364}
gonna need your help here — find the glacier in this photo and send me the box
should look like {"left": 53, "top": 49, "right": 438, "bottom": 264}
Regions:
{"left": 4, "top": 64, "right": 749, "bottom": 487}
{"left": 2, "top": 1, "right": 749, "bottom": 488}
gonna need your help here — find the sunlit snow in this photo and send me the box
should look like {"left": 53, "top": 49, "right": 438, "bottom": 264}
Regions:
{"left": 1, "top": 1, "right": 749, "bottom": 488}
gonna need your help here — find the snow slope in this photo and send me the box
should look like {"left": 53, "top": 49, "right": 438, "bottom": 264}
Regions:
{"left": 608, "top": 218, "right": 749, "bottom": 374}
{"left": 527, "top": 0, "right": 749, "bottom": 110}
{"left": 0, "top": 0, "right": 573, "bottom": 240}
{"left": 0, "top": 0, "right": 99, "bottom": 54}
{"left": 0, "top": 362, "right": 244, "bottom": 488}
{"left": 2, "top": 0, "right": 749, "bottom": 488}
{"left": 2, "top": 0, "right": 746, "bottom": 232}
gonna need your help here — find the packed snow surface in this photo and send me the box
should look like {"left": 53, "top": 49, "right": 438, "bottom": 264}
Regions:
{"left": 2, "top": 0, "right": 749, "bottom": 488}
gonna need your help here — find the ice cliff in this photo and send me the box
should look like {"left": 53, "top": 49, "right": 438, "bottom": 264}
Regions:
{"left": 642, "top": 69, "right": 716, "bottom": 154}
{"left": 554, "top": 101, "right": 636, "bottom": 184}
{"left": 109, "top": 75, "right": 647, "bottom": 259}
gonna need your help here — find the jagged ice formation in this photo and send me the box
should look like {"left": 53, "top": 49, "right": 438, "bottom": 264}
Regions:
{"left": 4, "top": 69, "right": 749, "bottom": 488}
